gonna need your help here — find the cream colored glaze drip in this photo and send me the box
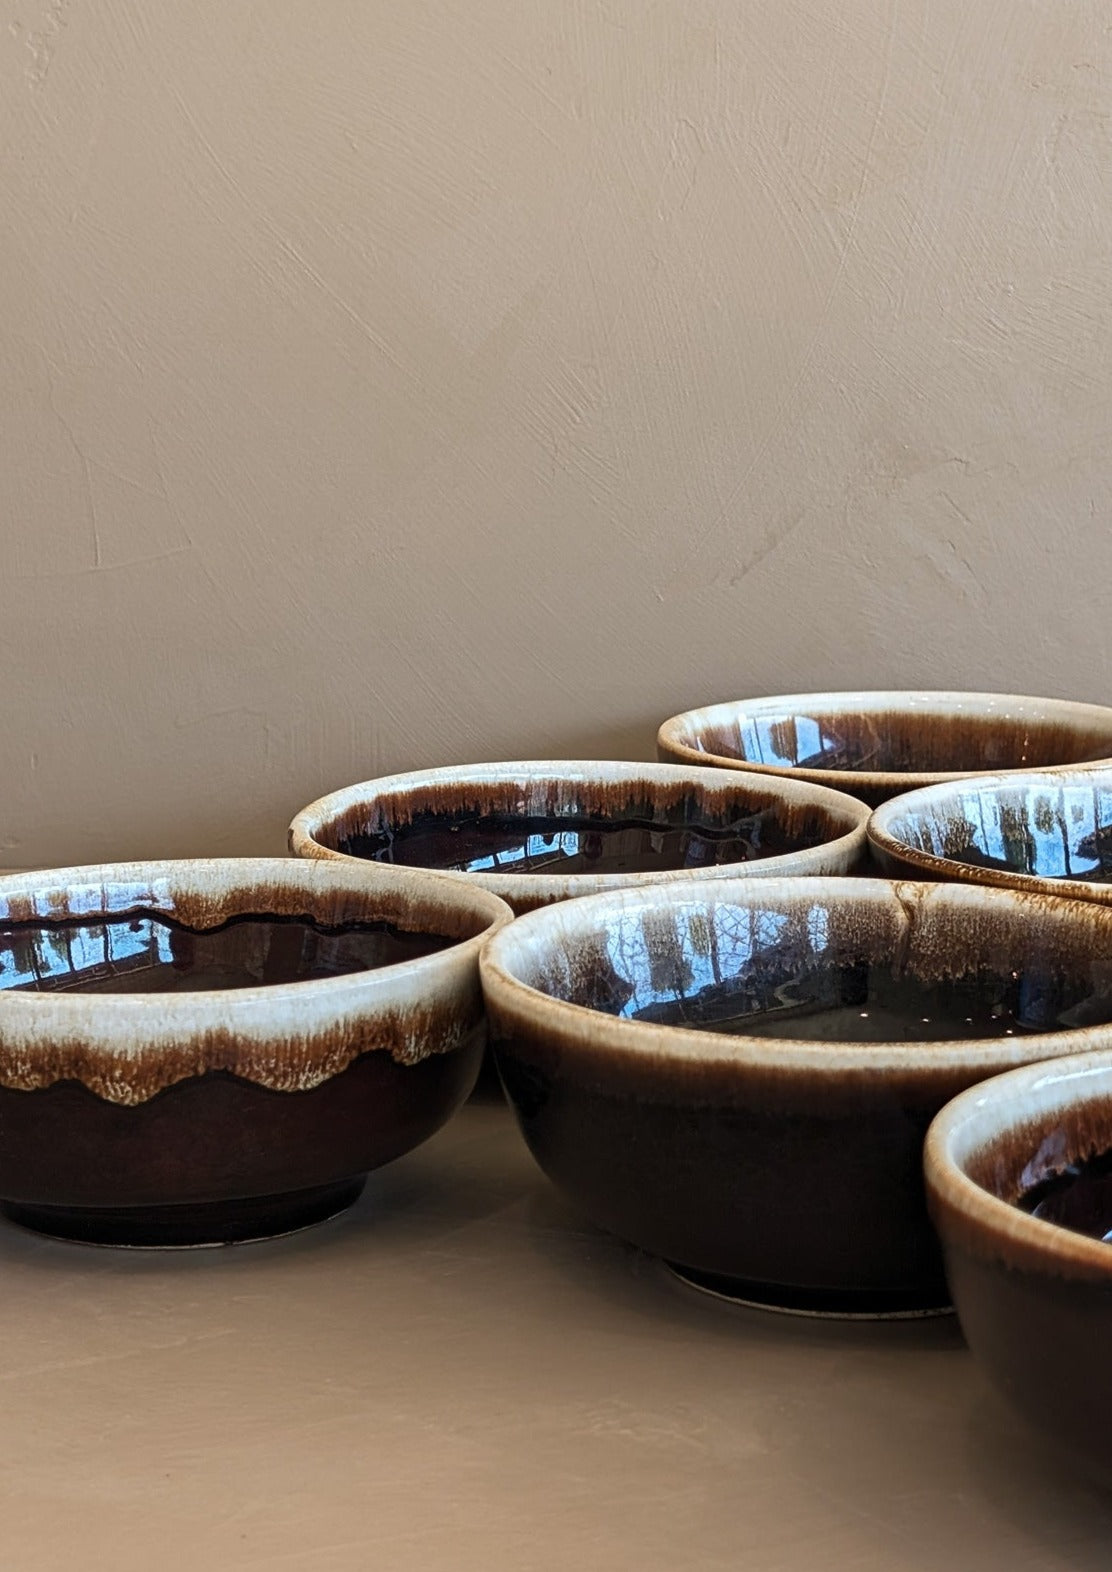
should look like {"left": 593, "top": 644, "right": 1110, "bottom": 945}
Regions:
{"left": 3, "top": 2, "right": 1111, "bottom": 865}
{"left": 0, "top": 1007, "right": 475, "bottom": 1105}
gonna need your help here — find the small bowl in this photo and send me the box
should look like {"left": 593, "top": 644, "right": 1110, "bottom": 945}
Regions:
{"left": 657, "top": 691, "right": 1112, "bottom": 805}
{"left": 869, "top": 767, "right": 1112, "bottom": 907}
{"left": 0, "top": 858, "right": 510, "bottom": 1246}
{"left": 288, "top": 760, "right": 870, "bottom": 915}
{"left": 925, "top": 1049, "right": 1112, "bottom": 1478}
{"left": 480, "top": 876, "right": 1112, "bottom": 1316}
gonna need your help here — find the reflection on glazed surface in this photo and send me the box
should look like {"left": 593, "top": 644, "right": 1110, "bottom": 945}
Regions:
{"left": 0, "top": 913, "right": 451, "bottom": 993}
{"left": 693, "top": 711, "right": 1112, "bottom": 775}
{"left": 889, "top": 781, "right": 1112, "bottom": 882}
{"left": 340, "top": 811, "right": 794, "bottom": 876}
{"left": 1018, "top": 1146, "right": 1112, "bottom": 1241}
{"left": 532, "top": 897, "right": 1112, "bottom": 1043}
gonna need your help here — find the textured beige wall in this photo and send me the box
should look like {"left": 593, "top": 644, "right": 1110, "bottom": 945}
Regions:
{"left": 2, "top": 1, "right": 1110, "bottom": 867}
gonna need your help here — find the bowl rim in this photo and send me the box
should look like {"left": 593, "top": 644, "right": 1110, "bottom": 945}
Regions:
{"left": 867, "top": 766, "right": 1112, "bottom": 901}
{"left": 0, "top": 857, "right": 513, "bottom": 1104}
{"left": 657, "top": 690, "right": 1112, "bottom": 791}
{"left": 479, "top": 873, "right": 1112, "bottom": 1075}
{"left": 924, "top": 1047, "right": 1112, "bottom": 1277}
{"left": 0, "top": 855, "right": 513, "bottom": 1013}
{"left": 287, "top": 758, "right": 871, "bottom": 903}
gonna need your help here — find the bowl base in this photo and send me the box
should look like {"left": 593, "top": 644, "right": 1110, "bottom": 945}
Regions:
{"left": 0, "top": 1177, "right": 366, "bottom": 1248}
{"left": 666, "top": 1263, "right": 953, "bottom": 1321}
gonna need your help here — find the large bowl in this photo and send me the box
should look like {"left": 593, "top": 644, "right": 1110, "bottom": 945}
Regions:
{"left": 869, "top": 767, "right": 1112, "bottom": 906}
{"left": 657, "top": 691, "right": 1112, "bottom": 805}
{"left": 481, "top": 876, "right": 1112, "bottom": 1316}
{"left": 926, "top": 1049, "right": 1112, "bottom": 1480}
{"left": 288, "top": 760, "right": 869, "bottom": 915}
{"left": 0, "top": 858, "right": 510, "bottom": 1246}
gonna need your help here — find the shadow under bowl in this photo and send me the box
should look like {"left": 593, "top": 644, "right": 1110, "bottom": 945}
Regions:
{"left": 480, "top": 876, "right": 1112, "bottom": 1316}
{"left": 0, "top": 857, "right": 511, "bottom": 1246}
{"left": 657, "top": 691, "right": 1112, "bottom": 806}
{"left": 869, "top": 767, "right": 1112, "bottom": 906}
{"left": 287, "top": 760, "right": 870, "bottom": 915}
{"left": 925, "top": 1049, "right": 1112, "bottom": 1482}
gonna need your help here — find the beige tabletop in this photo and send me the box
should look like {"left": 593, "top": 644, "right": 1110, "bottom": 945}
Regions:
{"left": 1, "top": 1090, "right": 1109, "bottom": 1571}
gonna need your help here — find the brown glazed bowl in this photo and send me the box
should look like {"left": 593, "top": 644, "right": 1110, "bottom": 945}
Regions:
{"left": 0, "top": 858, "right": 511, "bottom": 1246}
{"left": 481, "top": 876, "right": 1112, "bottom": 1316}
{"left": 869, "top": 767, "right": 1112, "bottom": 907}
{"left": 657, "top": 691, "right": 1112, "bottom": 806}
{"left": 926, "top": 1050, "right": 1112, "bottom": 1479}
{"left": 288, "top": 760, "right": 870, "bottom": 915}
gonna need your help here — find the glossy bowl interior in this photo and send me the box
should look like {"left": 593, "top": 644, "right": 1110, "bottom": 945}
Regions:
{"left": 658, "top": 692, "right": 1112, "bottom": 805}
{"left": 926, "top": 1050, "right": 1112, "bottom": 1478}
{"left": 481, "top": 876, "right": 1112, "bottom": 1316}
{"left": 869, "top": 767, "right": 1112, "bottom": 906}
{"left": 289, "top": 760, "right": 870, "bottom": 914}
{"left": 0, "top": 857, "right": 511, "bottom": 1245}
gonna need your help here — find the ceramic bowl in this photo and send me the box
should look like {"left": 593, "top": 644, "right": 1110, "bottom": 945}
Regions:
{"left": 869, "top": 767, "right": 1112, "bottom": 908}
{"left": 288, "top": 760, "right": 870, "bottom": 915}
{"left": 926, "top": 1049, "right": 1112, "bottom": 1477}
{"left": 657, "top": 691, "right": 1112, "bottom": 805}
{"left": 0, "top": 858, "right": 511, "bottom": 1246}
{"left": 480, "top": 876, "right": 1112, "bottom": 1316}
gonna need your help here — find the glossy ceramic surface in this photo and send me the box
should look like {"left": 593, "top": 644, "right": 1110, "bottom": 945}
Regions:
{"left": 869, "top": 767, "right": 1112, "bottom": 905}
{"left": 0, "top": 858, "right": 511, "bottom": 1245}
{"left": 481, "top": 876, "right": 1112, "bottom": 1315}
{"left": 289, "top": 760, "right": 870, "bottom": 914}
{"left": 926, "top": 1050, "right": 1112, "bottom": 1480}
{"left": 657, "top": 692, "right": 1112, "bottom": 805}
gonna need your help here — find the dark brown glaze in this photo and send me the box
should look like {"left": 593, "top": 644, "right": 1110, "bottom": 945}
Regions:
{"left": 338, "top": 815, "right": 788, "bottom": 877}
{"left": 927, "top": 1085, "right": 1112, "bottom": 1476}
{"left": 0, "top": 859, "right": 509, "bottom": 1243}
{"left": 2, "top": 1181, "right": 370, "bottom": 1247}
{"left": 938, "top": 1248, "right": 1112, "bottom": 1475}
{"left": 934, "top": 1096, "right": 1112, "bottom": 1279}
{"left": 516, "top": 887, "right": 1112, "bottom": 1059}
{"left": 493, "top": 1034, "right": 967, "bottom": 1310}
{"left": 0, "top": 871, "right": 488, "bottom": 946}
{"left": 484, "top": 880, "right": 1112, "bottom": 1313}
{"left": 0, "top": 989, "right": 485, "bottom": 1106}
{"left": 300, "top": 777, "right": 840, "bottom": 874}
{"left": 1017, "top": 1149, "right": 1112, "bottom": 1237}
{"left": 870, "top": 772, "right": 1112, "bottom": 906}
{"left": 0, "top": 912, "right": 452, "bottom": 994}
{"left": 0, "top": 871, "right": 497, "bottom": 1104}
{"left": 693, "top": 712, "right": 1111, "bottom": 776}
{"left": 659, "top": 700, "right": 1112, "bottom": 806}
{"left": 0, "top": 1026, "right": 484, "bottom": 1245}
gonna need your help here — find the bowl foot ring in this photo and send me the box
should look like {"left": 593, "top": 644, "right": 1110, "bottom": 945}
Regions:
{"left": 1, "top": 1177, "right": 367, "bottom": 1249}
{"left": 666, "top": 1262, "right": 954, "bottom": 1321}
